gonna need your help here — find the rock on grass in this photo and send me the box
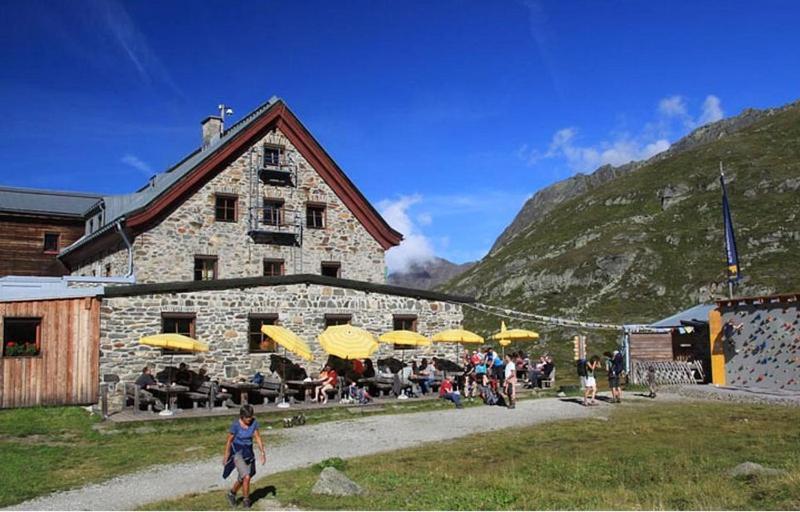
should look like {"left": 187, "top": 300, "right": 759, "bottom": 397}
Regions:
{"left": 311, "top": 467, "right": 363, "bottom": 496}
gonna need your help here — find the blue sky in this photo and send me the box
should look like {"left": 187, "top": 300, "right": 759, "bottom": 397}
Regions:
{"left": 1, "top": 1, "right": 798, "bottom": 270}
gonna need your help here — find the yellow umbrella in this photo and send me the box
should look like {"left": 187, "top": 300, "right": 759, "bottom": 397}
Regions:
{"left": 139, "top": 333, "right": 209, "bottom": 352}
{"left": 261, "top": 325, "right": 314, "bottom": 361}
{"left": 378, "top": 330, "right": 431, "bottom": 346}
{"left": 492, "top": 321, "right": 539, "bottom": 347}
{"left": 318, "top": 324, "right": 378, "bottom": 359}
{"left": 431, "top": 329, "right": 484, "bottom": 344}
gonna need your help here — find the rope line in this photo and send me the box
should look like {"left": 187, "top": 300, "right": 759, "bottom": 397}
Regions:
{"left": 459, "top": 301, "right": 670, "bottom": 334}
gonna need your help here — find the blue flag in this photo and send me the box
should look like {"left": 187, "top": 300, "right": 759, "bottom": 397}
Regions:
{"left": 720, "top": 172, "right": 741, "bottom": 282}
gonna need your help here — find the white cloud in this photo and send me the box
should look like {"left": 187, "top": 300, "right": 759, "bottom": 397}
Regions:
{"left": 121, "top": 153, "right": 152, "bottom": 175}
{"left": 539, "top": 127, "right": 670, "bottom": 172}
{"left": 378, "top": 195, "right": 435, "bottom": 273}
{"left": 698, "top": 95, "right": 724, "bottom": 125}
{"left": 520, "top": 94, "right": 725, "bottom": 172}
{"left": 658, "top": 95, "right": 688, "bottom": 118}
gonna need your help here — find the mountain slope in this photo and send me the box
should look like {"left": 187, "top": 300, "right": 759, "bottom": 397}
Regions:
{"left": 444, "top": 100, "right": 800, "bottom": 330}
{"left": 490, "top": 105, "right": 787, "bottom": 255}
{"left": 388, "top": 258, "right": 474, "bottom": 290}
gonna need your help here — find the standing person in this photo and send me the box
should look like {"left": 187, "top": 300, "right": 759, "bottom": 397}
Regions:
{"left": 223, "top": 405, "right": 266, "bottom": 509}
{"left": 646, "top": 365, "right": 658, "bottom": 399}
{"left": 503, "top": 354, "right": 517, "bottom": 409}
{"left": 610, "top": 350, "right": 625, "bottom": 403}
{"left": 603, "top": 351, "right": 616, "bottom": 400}
{"left": 583, "top": 356, "right": 600, "bottom": 406}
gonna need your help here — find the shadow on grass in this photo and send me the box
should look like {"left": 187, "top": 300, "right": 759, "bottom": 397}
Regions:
{"left": 250, "top": 484, "right": 277, "bottom": 504}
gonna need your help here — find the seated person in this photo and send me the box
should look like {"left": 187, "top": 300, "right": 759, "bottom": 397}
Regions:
{"left": 190, "top": 366, "right": 210, "bottom": 391}
{"left": 418, "top": 358, "right": 435, "bottom": 395}
{"left": 314, "top": 366, "right": 338, "bottom": 404}
{"left": 175, "top": 362, "right": 192, "bottom": 387}
{"left": 346, "top": 379, "right": 372, "bottom": 404}
{"left": 133, "top": 367, "right": 164, "bottom": 411}
{"left": 527, "top": 357, "right": 546, "bottom": 388}
{"left": 292, "top": 363, "right": 308, "bottom": 381}
{"left": 351, "top": 358, "right": 365, "bottom": 377}
{"left": 439, "top": 376, "right": 463, "bottom": 409}
{"left": 540, "top": 356, "right": 555, "bottom": 386}
{"left": 362, "top": 358, "right": 376, "bottom": 379}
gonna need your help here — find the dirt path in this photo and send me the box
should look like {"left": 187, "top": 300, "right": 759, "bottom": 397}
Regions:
{"left": 6, "top": 394, "right": 674, "bottom": 511}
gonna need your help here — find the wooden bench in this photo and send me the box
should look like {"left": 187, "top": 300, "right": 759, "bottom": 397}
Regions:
{"left": 125, "top": 383, "right": 156, "bottom": 414}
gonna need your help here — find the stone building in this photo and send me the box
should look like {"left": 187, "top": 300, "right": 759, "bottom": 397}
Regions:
{"left": 59, "top": 97, "right": 402, "bottom": 284}
{"left": 0, "top": 97, "right": 472, "bottom": 408}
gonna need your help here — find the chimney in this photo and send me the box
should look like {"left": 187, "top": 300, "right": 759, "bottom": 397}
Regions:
{"left": 201, "top": 116, "right": 223, "bottom": 148}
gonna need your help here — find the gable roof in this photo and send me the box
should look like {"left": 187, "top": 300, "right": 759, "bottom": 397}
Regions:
{"left": 0, "top": 186, "right": 101, "bottom": 219}
{"left": 60, "top": 97, "right": 402, "bottom": 260}
{"left": 649, "top": 303, "right": 714, "bottom": 328}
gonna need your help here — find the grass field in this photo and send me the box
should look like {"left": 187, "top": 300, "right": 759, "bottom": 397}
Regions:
{"left": 0, "top": 396, "right": 513, "bottom": 508}
{"left": 145, "top": 401, "right": 800, "bottom": 511}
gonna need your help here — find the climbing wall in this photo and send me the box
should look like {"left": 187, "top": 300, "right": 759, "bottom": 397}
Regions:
{"left": 720, "top": 297, "right": 800, "bottom": 391}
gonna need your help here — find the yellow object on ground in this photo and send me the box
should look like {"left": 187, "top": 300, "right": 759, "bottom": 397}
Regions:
{"left": 318, "top": 324, "right": 378, "bottom": 359}
{"left": 378, "top": 330, "right": 431, "bottom": 346}
{"left": 261, "top": 325, "right": 314, "bottom": 361}
{"left": 139, "top": 333, "right": 209, "bottom": 352}
{"left": 431, "top": 329, "right": 484, "bottom": 344}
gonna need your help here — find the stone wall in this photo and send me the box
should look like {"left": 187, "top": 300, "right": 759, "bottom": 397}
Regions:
{"left": 74, "top": 127, "right": 387, "bottom": 284}
{"left": 100, "top": 283, "right": 464, "bottom": 385}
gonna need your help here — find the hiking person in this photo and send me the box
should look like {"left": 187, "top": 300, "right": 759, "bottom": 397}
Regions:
{"left": 503, "top": 353, "right": 516, "bottom": 409}
{"left": 223, "top": 405, "right": 266, "bottom": 509}
{"left": 610, "top": 350, "right": 624, "bottom": 403}
{"left": 583, "top": 356, "right": 599, "bottom": 406}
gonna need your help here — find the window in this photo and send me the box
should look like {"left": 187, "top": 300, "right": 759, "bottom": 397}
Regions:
{"left": 194, "top": 256, "right": 218, "bottom": 281}
{"left": 248, "top": 314, "right": 278, "bottom": 353}
{"left": 263, "top": 258, "right": 285, "bottom": 277}
{"left": 263, "top": 199, "right": 284, "bottom": 226}
{"left": 306, "top": 204, "right": 325, "bottom": 229}
{"left": 3, "top": 318, "right": 42, "bottom": 357}
{"left": 393, "top": 315, "right": 418, "bottom": 332}
{"left": 263, "top": 145, "right": 283, "bottom": 167}
{"left": 215, "top": 194, "right": 238, "bottom": 222}
{"left": 321, "top": 261, "right": 341, "bottom": 278}
{"left": 43, "top": 233, "right": 60, "bottom": 253}
{"left": 324, "top": 314, "right": 351, "bottom": 327}
{"left": 161, "top": 313, "right": 196, "bottom": 354}
{"left": 393, "top": 315, "right": 418, "bottom": 350}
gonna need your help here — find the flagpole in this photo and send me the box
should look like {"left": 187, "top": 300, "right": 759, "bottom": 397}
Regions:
{"left": 720, "top": 161, "right": 736, "bottom": 300}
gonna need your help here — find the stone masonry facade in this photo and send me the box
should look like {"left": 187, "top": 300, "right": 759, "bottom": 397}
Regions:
{"left": 100, "top": 282, "right": 464, "bottom": 386}
{"left": 73, "top": 127, "right": 386, "bottom": 283}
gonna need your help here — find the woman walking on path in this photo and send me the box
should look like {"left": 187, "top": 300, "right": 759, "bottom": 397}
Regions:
{"left": 583, "top": 356, "right": 600, "bottom": 406}
{"left": 223, "top": 405, "right": 266, "bottom": 508}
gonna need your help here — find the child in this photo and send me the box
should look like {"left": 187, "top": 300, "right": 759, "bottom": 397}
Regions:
{"left": 646, "top": 365, "right": 657, "bottom": 399}
{"left": 223, "top": 405, "right": 266, "bottom": 508}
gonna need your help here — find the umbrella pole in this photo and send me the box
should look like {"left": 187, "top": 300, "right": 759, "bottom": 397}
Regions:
{"left": 277, "top": 347, "right": 290, "bottom": 409}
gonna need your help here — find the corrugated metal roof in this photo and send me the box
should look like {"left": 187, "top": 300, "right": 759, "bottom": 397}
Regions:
{"left": 649, "top": 303, "right": 714, "bottom": 328}
{"left": 0, "top": 276, "right": 103, "bottom": 302}
{"left": 0, "top": 186, "right": 101, "bottom": 218}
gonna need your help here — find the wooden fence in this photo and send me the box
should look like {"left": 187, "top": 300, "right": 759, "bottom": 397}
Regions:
{"left": 0, "top": 297, "right": 100, "bottom": 408}
{"left": 630, "top": 360, "right": 703, "bottom": 386}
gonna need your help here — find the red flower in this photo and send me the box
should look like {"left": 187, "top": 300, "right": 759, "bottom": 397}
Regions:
{"left": 6, "top": 342, "right": 15, "bottom": 347}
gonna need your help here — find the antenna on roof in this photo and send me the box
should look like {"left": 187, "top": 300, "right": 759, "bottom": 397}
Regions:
{"left": 218, "top": 104, "right": 234, "bottom": 124}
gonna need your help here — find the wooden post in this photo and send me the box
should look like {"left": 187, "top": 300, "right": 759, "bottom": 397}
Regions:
{"left": 100, "top": 384, "right": 109, "bottom": 420}
{"left": 208, "top": 385, "right": 216, "bottom": 410}
{"left": 133, "top": 384, "right": 140, "bottom": 415}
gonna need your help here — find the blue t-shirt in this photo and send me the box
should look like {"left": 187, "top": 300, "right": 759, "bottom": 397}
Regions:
{"left": 229, "top": 419, "right": 260, "bottom": 447}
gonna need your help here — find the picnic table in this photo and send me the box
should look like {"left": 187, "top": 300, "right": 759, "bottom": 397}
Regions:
{"left": 149, "top": 383, "right": 189, "bottom": 415}
{"left": 220, "top": 381, "right": 259, "bottom": 405}
{"left": 286, "top": 379, "right": 325, "bottom": 401}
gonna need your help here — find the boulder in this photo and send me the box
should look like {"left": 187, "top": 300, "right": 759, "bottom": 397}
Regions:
{"left": 311, "top": 467, "right": 364, "bottom": 496}
{"left": 728, "top": 462, "right": 786, "bottom": 478}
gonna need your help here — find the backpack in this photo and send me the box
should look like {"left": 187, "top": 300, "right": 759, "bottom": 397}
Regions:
{"left": 576, "top": 359, "right": 587, "bottom": 377}
{"left": 251, "top": 372, "right": 264, "bottom": 386}
{"left": 612, "top": 353, "right": 624, "bottom": 375}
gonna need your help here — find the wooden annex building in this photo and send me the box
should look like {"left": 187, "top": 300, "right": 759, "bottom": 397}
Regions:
{"left": 0, "top": 296, "right": 100, "bottom": 408}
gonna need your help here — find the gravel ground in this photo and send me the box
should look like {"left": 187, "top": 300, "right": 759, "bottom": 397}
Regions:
{"left": 674, "top": 384, "right": 800, "bottom": 407}
{"left": 6, "top": 393, "right": 676, "bottom": 511}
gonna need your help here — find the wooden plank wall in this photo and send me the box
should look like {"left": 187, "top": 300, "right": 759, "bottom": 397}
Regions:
{"left": 630, "top": 332, "right": 674, "bottom": 361}
{"left": 0, "top": 215, "right": 86, "bottom": 277}
{"left": 0, "top": 298, "right": 100, "bottom": 408}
